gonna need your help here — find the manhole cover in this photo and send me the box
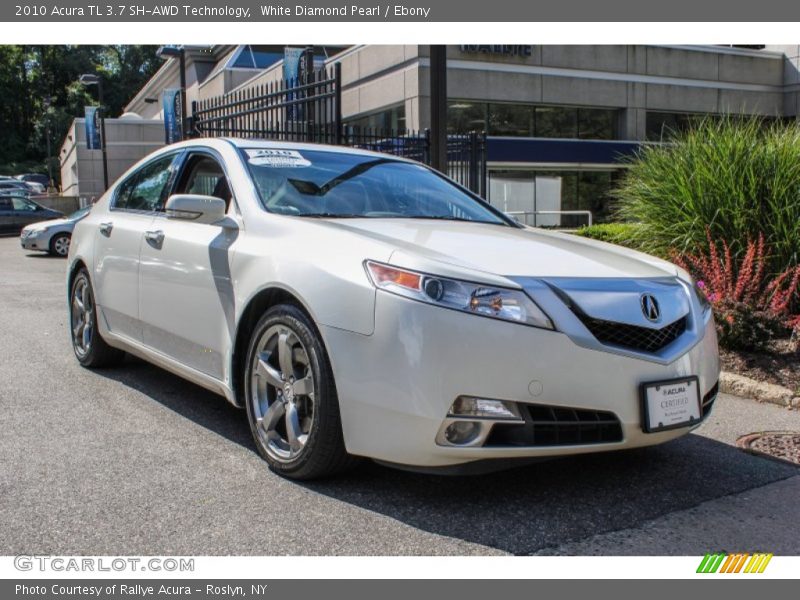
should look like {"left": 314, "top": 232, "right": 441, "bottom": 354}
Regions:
{"left": 737, "top": 432, "right": 800, "bottom": 465}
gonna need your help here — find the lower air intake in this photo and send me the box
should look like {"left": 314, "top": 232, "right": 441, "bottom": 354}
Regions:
{"left": 485, "top": 404, "right": 623, "bottom": 447}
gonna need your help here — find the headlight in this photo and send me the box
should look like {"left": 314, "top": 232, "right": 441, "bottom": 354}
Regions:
{"left": 365, "top": 260, "right": 554, "bottom": 329}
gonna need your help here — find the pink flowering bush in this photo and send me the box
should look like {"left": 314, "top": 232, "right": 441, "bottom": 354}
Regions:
{"left": 672, "top": 231, "right": 800, "bottom": 351}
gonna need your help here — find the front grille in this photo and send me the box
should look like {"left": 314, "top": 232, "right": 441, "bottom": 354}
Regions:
{"left": 579, "top": 314, "right": 687, "bottom": 353}
{"left": 485, "top": 404, "right": 623, "bottom": 447}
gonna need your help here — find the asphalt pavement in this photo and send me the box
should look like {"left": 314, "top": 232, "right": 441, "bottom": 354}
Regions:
{"left": 0, "top": 236, "right": 798, "bottom": 555}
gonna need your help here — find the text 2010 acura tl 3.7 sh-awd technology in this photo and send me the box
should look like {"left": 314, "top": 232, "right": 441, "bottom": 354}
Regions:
{"left": 67, "top": 139, "right": 720, "bottom": 479}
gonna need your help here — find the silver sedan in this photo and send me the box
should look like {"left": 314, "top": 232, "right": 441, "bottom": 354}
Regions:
{"left": 21, "top": 205, "right": 91, "bottom": 257}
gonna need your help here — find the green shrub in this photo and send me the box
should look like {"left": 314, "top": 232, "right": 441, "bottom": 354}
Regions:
{"left": 572, "top": 223, "right": 644, "bottom": 250}
{"left": 615, "top": 116, "right": 800, "bottom": 273}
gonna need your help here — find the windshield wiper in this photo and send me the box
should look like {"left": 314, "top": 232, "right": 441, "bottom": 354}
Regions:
{"left": 287, "top": 158, "right": 395, "bottom": 197}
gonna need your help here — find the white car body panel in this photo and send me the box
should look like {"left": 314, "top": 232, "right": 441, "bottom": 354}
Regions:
{"left": 324, "top": 290, "right": 718, "bottom": 467}
{"left": 67, "top": 138, "right": 720, "bottom": 469}
{"left": 336, "top": 219, "right": 679, "bottom": 279}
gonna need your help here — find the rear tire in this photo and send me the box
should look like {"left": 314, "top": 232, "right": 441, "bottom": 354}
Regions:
{"left": 244, "top": 304, "right": 359, "bottom": 480}
{"left": 49, "top": 233, "right": 70, "bottom": 257}
{"left": 69, "top": 268, "right": 125, "bottom": 368}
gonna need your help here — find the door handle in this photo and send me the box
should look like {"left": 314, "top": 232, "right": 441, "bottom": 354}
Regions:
{"left": 144, "top": 230, "right": 164, "bottom": 248}
{"left": 99, "top": 222, "right": 113, "bottom": 237}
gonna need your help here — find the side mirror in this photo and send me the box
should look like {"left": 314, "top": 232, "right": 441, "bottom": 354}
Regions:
{"left": 165, "top": 194, "right": 226, "bottom": 225}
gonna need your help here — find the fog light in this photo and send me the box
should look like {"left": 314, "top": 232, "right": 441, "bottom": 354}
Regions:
{"left": 449, "top": 396, "right": 521, "bottom": 420}
{"left": 444, "top": 421, "right": 481, "bottom": 445}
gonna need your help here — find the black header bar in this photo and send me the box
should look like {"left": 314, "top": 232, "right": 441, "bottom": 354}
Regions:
{"left": 3, "top": 0, "right": 800, "bottom": 22}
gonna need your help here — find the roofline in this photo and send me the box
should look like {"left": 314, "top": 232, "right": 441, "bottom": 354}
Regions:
{"left": 153, "top": 136, "right": 419, "bottom": 162}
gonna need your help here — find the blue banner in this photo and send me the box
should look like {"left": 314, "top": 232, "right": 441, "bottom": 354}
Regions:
{"left": 84, "top": 106, "right": 102, "bottom": 150}
{"left": 283, "top": 47, "right": 306, "bottom": 121}
{"left": 162, "top": 88, "right": 183, "bottom": 144}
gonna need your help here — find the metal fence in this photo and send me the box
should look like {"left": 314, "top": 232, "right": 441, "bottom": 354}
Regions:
{"left": 342, "top": 127, "right": 430, "bottom": 163}
{"left": 191, "top": 64, "right": 341, "bottom": 144}
{"left": 447, "top": 132, "right": 487, "bottom": 198}
{"left": 189, "top": 63, "right": 487, "bottom": 196}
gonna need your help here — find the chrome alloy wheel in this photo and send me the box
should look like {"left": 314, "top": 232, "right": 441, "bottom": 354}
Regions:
{"left": 70, "top": 276, "right": 93, "bottom": 357}
{"left": 249, "top": 325, "right": 316, "bottom": 463}
{"left": 53, "top": 235, "right": 70, "bottom": 256}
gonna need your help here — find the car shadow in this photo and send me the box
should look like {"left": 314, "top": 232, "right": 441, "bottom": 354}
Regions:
{"left": 24, "top": 253, "right": 62, "bottom": 259}
{"left": 96, "top": 354, "right": 255, "bottom": 450}
{"left": 94, "top": 356, "right": 799, "bottom": 555}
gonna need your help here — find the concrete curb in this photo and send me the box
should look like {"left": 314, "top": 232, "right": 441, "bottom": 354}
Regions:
{"left": 720, "top": 371, "right": 800, "bottom": 409}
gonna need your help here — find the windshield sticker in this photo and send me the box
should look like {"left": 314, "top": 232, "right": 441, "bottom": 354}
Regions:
{"left": 246, "top": 149, "right": 311, "bottom": 168}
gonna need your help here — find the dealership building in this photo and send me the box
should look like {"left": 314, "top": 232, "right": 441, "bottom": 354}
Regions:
{"left": 62, "top": 44, "right": 799, "bottom": 225}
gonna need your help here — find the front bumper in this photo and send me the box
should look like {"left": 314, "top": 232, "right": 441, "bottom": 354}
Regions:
{"left": 322, "top": 290, "right": 720, "bottom": 468}
{"left": 20, "top": 231, "right": 46, "bottom": 251}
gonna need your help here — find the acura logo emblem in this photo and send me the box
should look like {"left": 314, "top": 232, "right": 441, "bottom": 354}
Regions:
{"left": 641, "top": 294, "right": 661, "bottom": 322}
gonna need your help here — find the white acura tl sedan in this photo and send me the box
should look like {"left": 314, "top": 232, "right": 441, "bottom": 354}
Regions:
{"left": 67, "top": 138, "right": 720, "bottom": 479}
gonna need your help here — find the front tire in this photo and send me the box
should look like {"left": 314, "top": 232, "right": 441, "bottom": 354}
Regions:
{"left": 69, "top": 269, "right": 125, "bottom": 368}
{"left": 50, "top": 233, "right": 71, "bottom": 257}
{"left": 244, "top": 304, "right": 358, "bottom": 480}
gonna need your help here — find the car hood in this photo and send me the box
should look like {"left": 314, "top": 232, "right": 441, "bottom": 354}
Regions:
{"left": 320, "top": 218, "right": 678, "bottom": 280}
{"left": 22, "top": 216, "right": 70, "bottom": 231}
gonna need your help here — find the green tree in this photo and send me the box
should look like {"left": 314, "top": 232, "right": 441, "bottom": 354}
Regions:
{"left": 0, "top": 45, "right": 162, "bottom": 180}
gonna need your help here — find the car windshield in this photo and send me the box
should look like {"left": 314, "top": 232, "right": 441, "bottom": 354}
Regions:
{"left": 67, "top": 206, "right": 91, "bottom": 221}
{"left": 242, "top": 148, "right": 507, "bottom": 224}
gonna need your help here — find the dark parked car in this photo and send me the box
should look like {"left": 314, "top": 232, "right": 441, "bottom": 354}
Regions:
{"left": 0, "top": 193, "right": 63, "bottom": 234}
{"left": 15, "top": 173, "right": 50, "bottom": 189}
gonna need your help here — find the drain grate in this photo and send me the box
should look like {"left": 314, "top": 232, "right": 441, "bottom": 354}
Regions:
{"left": 737, "top": 431, "right": 800, "bottom": 465}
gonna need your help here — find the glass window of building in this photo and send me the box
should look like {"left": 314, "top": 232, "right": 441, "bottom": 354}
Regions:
{"left": 346, "top": 104, "right": 407, "bottom": 132}
{"left": 645, "top": 111, "right": 716, "bottom": 140}
{"left": 488, "top": 103, "right": 534, "bottom": 137}
{"left": 447, "top": 102, "right": 488, "bottom": 133}
{"left": 646, "top": 111, "right": 780, "bottom": 141}
{"left": 577, "top": 108, "right": 618, "bottom": 139}
{"left": 488, "top": 169, "right": 618, "bottom": 227}
{"left": 534, "top": 106, "right": 579, "bottom": 138}
{"left": 449, "top": 101, "right": 617, "bottom": 140}
{"left": 578, "top": 171, "right": 616, "bottom": 224}
{"left": 535, "top": 106, "right": 617, "bottom": 139}
{"left": 230, "top": 45, "right": 285, "bottom": 69}
{"left": 228, "top": 45, "right": 350, "bottom": 70}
